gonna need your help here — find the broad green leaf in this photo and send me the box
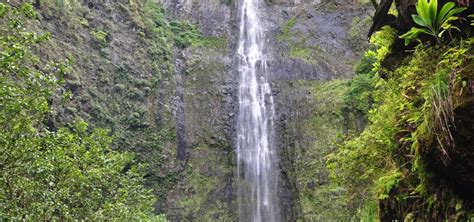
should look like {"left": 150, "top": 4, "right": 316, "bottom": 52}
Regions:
{"left": 400, "top": 27, "right": 433, "bottom": 45}
{"left": 402, "top": 0, "right": 466, "bottom": 44}
{"left": 440, "top": 7, "right": 466, "bottom": 27}
{"left": 417, "top": 0, "right": 430, "bottom": 22}
{"left": 413, "top": 14, "right": 429, "bottom": 26}
{"left": 437, "top": 2, "right": 455, "bottom": 25}
{"left": 428, "top": 0, "right": 438, "bottom": 27}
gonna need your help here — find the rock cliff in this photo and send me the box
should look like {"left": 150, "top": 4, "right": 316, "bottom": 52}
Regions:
{"left": 159, "top": 0, "right": 373, "bottom": 220}
{"left": 34, "top": 0, "right": 373, "bottom": 220}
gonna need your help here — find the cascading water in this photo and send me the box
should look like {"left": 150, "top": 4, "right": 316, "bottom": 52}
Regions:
{"left": 236, "top": 0, "right": 280, "bottom": 221}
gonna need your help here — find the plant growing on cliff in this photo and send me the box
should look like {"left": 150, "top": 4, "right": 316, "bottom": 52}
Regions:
{"left": 332, "top": 15, "right": 474, "bottom": 218}
{"left": 400, "top": 0, "right": 466, "bottom": 45}
{"left": 91, "top": 30, "right": 108, "bottom": 44}
{"left": 170, "top": 21, "right": 202, "bottom": 48}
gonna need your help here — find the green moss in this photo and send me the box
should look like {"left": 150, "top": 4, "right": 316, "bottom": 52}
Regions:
{"left": 289, "top": 80, "right": 353, "bottom": 220}
{"left": 356, "top": 0, "right": 374, "bottom": 5}
{"left": 287, "top": 41, "right": 327, "bottom": 64}
{"left": 191, "top": 36, "right": 227, "bottom": 49}
{"left": 79, "top": 18, "right": 89, "bottom": 27}
{"left": 220, "top": 0, "right": 234, "bottom": 5}
{"left": 277, "top": 14, "right": 333, "bottom": 65}
{"left": 277, "top": 15, "right": 298, "bottom": 42}
{"left": 20, "top": 0, "right": 234, "bottom": 219}
{"left": 289, "top": 46, "right": 311, "bottom": 61}
{"left": 176, "top": 143, "right": 234, "bottom": 221}
{"left": 27, "top": 0, "right": 187, "bottom": 217}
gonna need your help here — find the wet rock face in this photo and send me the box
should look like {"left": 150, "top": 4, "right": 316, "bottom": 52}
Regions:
{"left": 269, "top": 1, "right": 373, "bottom": 220}
{"left": 158, "top": 0, "right": 236, "bottom": 37}
{"left": 157, "top": 1, "right": 238, "bottom": 220}
{"left": 265, "top": 1, "right": 372, "bottom": 80}
{"left": 158, "top": 0, "right": 373, "bottom": 220}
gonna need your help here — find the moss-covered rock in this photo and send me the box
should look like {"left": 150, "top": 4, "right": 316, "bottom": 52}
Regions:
{"left": 274, "top": 80, "right": 359, "bottom": 220}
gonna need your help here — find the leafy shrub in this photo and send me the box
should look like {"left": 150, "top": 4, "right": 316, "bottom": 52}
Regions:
{"left": 342, "top": 27, "right": 396, "bottom": 123}
{"left": 344, "top": 50, "right": 378, "bottom": 115}
{"left": 79, "top": 18, "right": 89, "bottom": 27}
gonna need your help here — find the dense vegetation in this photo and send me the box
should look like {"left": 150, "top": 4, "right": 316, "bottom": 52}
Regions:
{"left": 0, "top": 3, "right": 165, "bottom": 220}
{"left": 327, "top": 0, "right": 474, "bottom": 219}
{"left": 1, "top": 0, "right": 473, "bottom": 220}
{"left": 0, "top": 0, "right": 231, "bottom": 220}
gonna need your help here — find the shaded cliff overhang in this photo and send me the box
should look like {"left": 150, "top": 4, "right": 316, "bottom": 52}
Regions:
{"left": 427, "top": 63, "right": 474, "bottom": 200}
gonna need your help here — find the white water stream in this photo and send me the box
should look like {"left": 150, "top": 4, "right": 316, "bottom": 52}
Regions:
{"left": 236, "top": 0, "right": 279, "bottom": 221}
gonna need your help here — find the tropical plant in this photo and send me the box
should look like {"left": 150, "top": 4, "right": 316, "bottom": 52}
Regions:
{"left": 400, "top": 0, "right": 466, "bottom": 45}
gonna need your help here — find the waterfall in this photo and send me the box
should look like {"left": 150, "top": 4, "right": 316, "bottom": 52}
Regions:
{"left": 236, "top": 0, "right": 280, "bottom": 221}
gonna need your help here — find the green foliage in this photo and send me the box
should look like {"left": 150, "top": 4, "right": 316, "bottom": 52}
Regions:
{"left": 289, "top": 46, "right": 311, "bottom": 60}
{"left": 79, "top": 18, "right": 89, "bottom": 27}
{"left": 294, "top": 80, "right": 352, "bottom": 221}
{"left": 0, "top": 3, "right": 161, "bottom": 220}
{"left": 90, "top": 30, "right": 108, "bottom": 44}
{"left": 400, "top": 0, "right": 466, "bottom": 45}
{"left": 342, "top": 27, "right": 396, "bottom": 125}
{"left": 344, "top": 50, "right": 377, "bottom": 115}
{"left": 176, "top": 143, "right": 234, "bottom": 221}
{"left": 375, "top": 171, "right": 403, "bottom": 200}
{"left": 324, "top": 27, "right": 399, "bottom": 220}
{"left": 38, "top": 0, "right": 82, "bottom": 16}
{"left": 0, "top": 3, "right": 6, "bottom": 17}
{"left": 170, "top": 21, "right": 202, "bottom": 49}
{"left": 330, "top": 13, "right": 474, "bottom": 218}
{"left": 191, "top": 36, "right": 227, "bottom": 49}
{"left": 359, "top": 200, "right": 379, "bottom": 222}
{"left": 1, "top": 120, "right": 157, "bottom": 220}
{"left": 142, "top": 0, "right": 174, "bottom": 70}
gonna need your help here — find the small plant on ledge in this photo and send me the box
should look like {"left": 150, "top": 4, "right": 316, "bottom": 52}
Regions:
{"left": 400, "top": 0, "right": 466, "bottom": 45}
